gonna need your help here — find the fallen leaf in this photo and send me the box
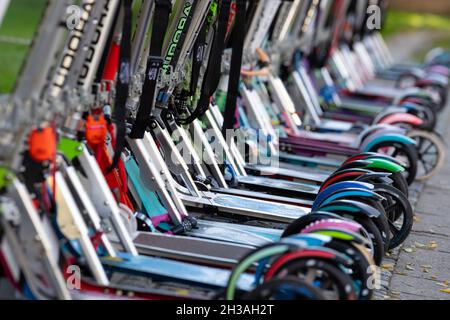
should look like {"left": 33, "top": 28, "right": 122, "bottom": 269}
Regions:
{"left": 422, "top": 268, "right": 430, "bottom": 274}
{"left": 444, "top": 280, "right": 450, "bottom": 286}
{"left": 440, "top": 289, "right": 450, "bottom": 294}
{"left": 382, "top": 263, "right": 395, "bottom": 271}
{"left": 405, "top": 264, "right": 415, "bottom": 271}
{"left": 427, "top": 241, "right": 438, "bottom": 250}
{"left": 436, "top": 283, "right": 448, "bottom": 288}
{"left": 431, "top": 276, "right": 438, "bottom": 280}
{"left": 413, "top": 215, "right": 421, "bottom": 223}
{"left": 403, "top": 247, "right": 414, "bottom": 253}
{"left": 415, "top": 242, "right": 426, "bottom": 249}
{"left": 420, "top": 265, "right": 432, "bottom": 269}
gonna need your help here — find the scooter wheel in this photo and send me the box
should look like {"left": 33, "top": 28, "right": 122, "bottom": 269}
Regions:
{"left": 338, "top": 211, "right": 386, "bottom": 266}
{"left": 407, "top": 130, "right": 445, "bottom": 181}
{"left": 284, "top": 213, "right": 385, "bottom": 266}
{"left": 282, "top": 213, "right": 348, "bottom": 237}
{"left": 244, "top": 277, "right": 327, "bottom": 300}
{"left": 388, "top": 172, "right": 410, "bottom": 198}
{"left": 373, "top": 184, "right": 414, "bottom": 249}
{"left": 266, "top": 258, "right": 357, "bottom": 300}
{"left": 406, "top": 104, "right": 437, "bottom": 131}
{"left": 369, "top": 142, "right": 418, "bottom": 185}
{"left": 422, "top": 84, "right": 447, "bottom": 112}
{"left": 322, "top": 240, "right": 377, "bottom": 300}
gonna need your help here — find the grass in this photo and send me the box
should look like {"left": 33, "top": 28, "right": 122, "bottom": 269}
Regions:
{"left": 0, "top": 0, "right": 47, "bottom": 94}
{"left": 0, "top": 0, "right": 144, "bottom": 94}
{"left": 382, "top": 11, "right": 450, "bottom": 62}
{"left": 382, "top": 11, "right": 450, "bottom": 37}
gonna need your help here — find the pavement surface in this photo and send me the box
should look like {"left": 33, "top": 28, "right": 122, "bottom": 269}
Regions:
{"left": 375, "top": 100, "right": 450, "bottom": 300}
{"left": 373, "top": 33, "right": 450, "bottom": 300}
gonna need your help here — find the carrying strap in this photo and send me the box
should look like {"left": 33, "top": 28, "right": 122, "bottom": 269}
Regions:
{"left": 189, "top": 16, "right": 209, "bottom": 96}
{"left": 178, "top": 0, "right": 232, "bottom": 125}
{"left": 109, "top": 0, "right": 133, "bottom": 170}
{"left": 221, "top": 0, "right": 246, "bottom": 136}
{"left": 130, "top": 0, "right": 172, "bottom": 139}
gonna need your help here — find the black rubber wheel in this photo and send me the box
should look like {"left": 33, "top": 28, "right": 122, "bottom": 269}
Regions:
{"left": 341, "top": 212, "right": 385, "bottom": 266}
{"left": 407, "top": 130, "right": 445, "bottom": 181}
{"left": 354, "top": 171, "right": 409, "bottom": 199}
{"left": 282, "top": 213, "right": 380, "bottom": 264}
{"left": 422, "top": 84, "right": 447, "bottom": 112}
{"left": 407, "top": 104, "right": 437, "bottom": 131}
{"left": 373, "top": 184, "right": 414, "bottom": 249}
{"left": 244, "top": 277, "right": 327, "bottom": 300}
{"left": 312, "top": 203, "right": 388, "bottom": 265}
{"left": 322, "top": 240, "right": 375, "bottom": 300}
{"left": 369, "top": 142, "right": 418, "bottom": 185}
{"left": 389, "top": 172, "right": 410, "bottom": 198}
{"left": 282, "top": 213, "right": 348, "bottom": 238}
{"left": 342, "top": 197, "right": 391, "bottom": 252}
{"left": 268, "top": 258, "right": 358, "bottom": 300}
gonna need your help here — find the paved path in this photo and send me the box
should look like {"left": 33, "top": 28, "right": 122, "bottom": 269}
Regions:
{"left": 373, "top": 32, "right": 450, "bottom": 300}
{"left": 384, "top": 102, "right": 450, "bottom": 300}
{"left": 386, "top": 31, "right": 438, "bottom": 62}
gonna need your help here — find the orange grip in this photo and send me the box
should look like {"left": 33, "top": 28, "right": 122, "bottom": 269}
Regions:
{"left": 28, "top": 127, "right": 57, "bottom": 163}
{"left": 85, "top": 114, "right": 108, "bottom": 146}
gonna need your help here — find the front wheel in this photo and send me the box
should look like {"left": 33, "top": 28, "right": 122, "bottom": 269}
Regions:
{"left": 373, "top": 184, "right": 414, "bottom": 249}
{"left": 265, "top": 258, "right": 357, "bottom": 300}
{"left": 369, "top": 142, "right": 418, "bottom": 185}
{"left": 244, "top": 277, "right": 327, "bottom": 300}
{"left": 407, "top": 130, "right": 445, "bottom": 181}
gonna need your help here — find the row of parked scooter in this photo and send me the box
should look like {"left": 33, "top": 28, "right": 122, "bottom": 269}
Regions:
{"left": 0, "top": 0, "right": 449, "bottom": 300}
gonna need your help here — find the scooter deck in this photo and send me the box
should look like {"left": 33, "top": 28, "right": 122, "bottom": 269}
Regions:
{"left": 339, "top": 96, "right": 387, "bottom": 113}
{"left": 236, "top": 175, "right": 320, "bottom": 194}
{"left": 191, "top": 220, "right": 282, "bottom": 243}
{"left": 289, "top": 130, "right": 357, "bottom": 145}
{"left": 358, "top": 84, "right": 402, "bottom": 99}
{"left": 322, "top": 110, "right": 373, "bottom": 124}
{"left": 316, "top": 119, "right": 354, "bottom": 132}
{"left": 245, "top": 164, "right": 329, "bottom": 184}
{"left": 101, "top": 253, "right": 254, "bottom": 295}
{"left": 182, "top": 192, "right": 309, "bottom": 223}
{"left": 210, "top": 187, "right": 314, "bottom": 207}
{"left": 278, "top": 162, "right": 334, "bottom": 175}
{"left": 132, "top": 232, "right": 256, "bottom": 267}
{"left": 278, "top": 152, "right": 343, "bottom": 168}
{"left": 280, "top": 136, "right": 358, "bottom": 157}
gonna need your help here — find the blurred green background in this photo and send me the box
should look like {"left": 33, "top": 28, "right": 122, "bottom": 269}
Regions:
{"left": 0, "top": 0, "right": 47, "bottom": 94}
{"left": 1, "top": 0, "right": 450, "bottom": 94}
